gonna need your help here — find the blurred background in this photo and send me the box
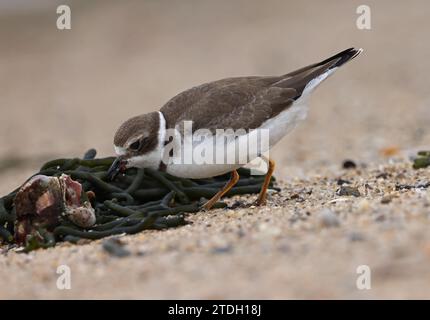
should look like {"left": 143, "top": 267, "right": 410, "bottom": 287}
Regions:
{"left": 1, "top": 0, "right": 429, "bottom": 193}
{"left": 2, "top": 0, "right": 430, "bottom": 300}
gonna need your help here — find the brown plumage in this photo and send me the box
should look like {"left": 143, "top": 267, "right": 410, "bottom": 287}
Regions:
{"left": 109, "top": 48, "right": 363, "bottom": 210}
{"left": 160, "top": 47, "right": 361, "bottom": 133}
{"left": 113, "top": 111, "right": 159, "bottom": 155}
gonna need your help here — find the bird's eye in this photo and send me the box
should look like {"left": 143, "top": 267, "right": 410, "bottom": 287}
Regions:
{"left": 129, "top": 140, "right": 141, "bottom": 151}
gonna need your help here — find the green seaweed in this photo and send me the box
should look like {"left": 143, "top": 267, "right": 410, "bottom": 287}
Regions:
{"left": 0, "top": 149, "right": 277, "bottom": 251}
{"left": 413, "top": 150, "right": 430, "bottom": 169}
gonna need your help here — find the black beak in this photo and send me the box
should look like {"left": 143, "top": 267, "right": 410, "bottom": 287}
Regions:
{"left": 107, "top": 157, "right": 127, "bottom": 181}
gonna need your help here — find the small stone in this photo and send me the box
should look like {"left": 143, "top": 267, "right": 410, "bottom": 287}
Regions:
{"left": 337, "top": 178, "right": 351, "bottom": 186}
{"left": 102, "top": 238, "right": 130, "bottom": 258}
{"left": 376, "top": 172, "right": 390, "bottom": 179}
{"left": 289, "top": 193, "right": 305, "bottom": 202}
{"left": 237, "top": 229, "right": 246, "bottom": 238}
{"left": 228, "top": 201, "right": 244, "bottom": 209}
{"left": 342, "top": 160, "right": 357, "bottom": 169}
{"left": 347, "top": 231, "right": 365, "bottom": 242}
{"left": 417, "top": 182, "right": 430, "bottom": 189}
{"left": 396, "top": 184, "right": 412, "bottom": 191}
{"left": 357, "top": 199, "right": 371, "bottom": 211}
{"left": 267, "top": 188, "right": 278, "bottom": 195}
{"left": 374, "top": 214, "right": 386, "bottom": 222}
{"left": 211, "top": 245, "right": 233, "bottom": 254}
{"left": 318, "top": 209, "right": 340, "bottom": 228}
{"left": 329, "top": 197, "right": 351, "bottom": 204}
{"left": 395, "top": 172, "right": 407, "bottom": 180}
{"left": 381, "top": 194, "right": 394, "bottom": 204}
{"left": 337, "top": 186, "right": 361, "bottom": 197}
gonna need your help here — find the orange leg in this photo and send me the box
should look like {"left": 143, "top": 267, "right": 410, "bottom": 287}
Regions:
{"left": 203, "top": 170, "right": 240, "bottom": 210}
{"left": 255, "top": 157, "right": 275, "bottom": 206}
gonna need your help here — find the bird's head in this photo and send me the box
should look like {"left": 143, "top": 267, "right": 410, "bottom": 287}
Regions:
{"left": 107, "top": 112, "right": 165, "bottom": 180}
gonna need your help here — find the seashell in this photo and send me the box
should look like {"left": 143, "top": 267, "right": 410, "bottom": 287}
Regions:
{"left": 14, "top": 174, "right": 96, "bottom": 244}
{"left": 65, "top": 205, "right": 96, "bottom": 228}
{"left": 58, "top": 174, "right": 96, "bottom": 228}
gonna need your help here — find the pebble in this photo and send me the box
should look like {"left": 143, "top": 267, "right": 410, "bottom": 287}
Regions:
{"left": 228, "top": 201, "right": 245, "bottom": 209}
{"left": 211, "top": 245, "right": 233, "bottom": 254}
{"left": 342, "top": 160, "right": 357, "bottom": 169}
{"left": 381, "top": 194, "right": 394, "bottom": 204}
{"left": 376, "top": 172, "right": 390, "bottom": 179}
{"left": 337, "top": 186, "right": 361, "bottom": 197}
{"left": 374, "top": 214, "right": 386, "bottom": 222}
{"left": 337, "top": 178, "right": 351, "bottom": 185}
{"left": 318, "top": 209, "right": 340, "bottom": 228}
{"left": 102, "top": 238, "right": 131, "bottom": 258}
{"left": 289, "top": 193, "right": 305, "bottom": 202}
{"left": 347, "top": 231, "right": 365, "bottom": 242}
{"left": 357, "top": 199, "right": 371, "bottom": 212}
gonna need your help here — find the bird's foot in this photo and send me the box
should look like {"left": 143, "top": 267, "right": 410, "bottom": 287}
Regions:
{"left": 254, "top": 195, "right": 267, "bottom": 206}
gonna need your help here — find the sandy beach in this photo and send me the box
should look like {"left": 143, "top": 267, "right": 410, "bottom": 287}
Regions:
{"left": 1, "top": 0, "right": 430, "bottom": 299}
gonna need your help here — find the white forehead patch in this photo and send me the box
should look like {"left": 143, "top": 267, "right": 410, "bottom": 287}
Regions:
{"left": 114, "top": 145, "right": 127, "bottom": 156}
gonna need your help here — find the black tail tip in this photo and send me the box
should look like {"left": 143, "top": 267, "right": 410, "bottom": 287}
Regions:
{"left": 329, "top": 47, "right": 363, "bottom": 68}
{"left": 319, "top": 47, "right": 363, "bottom": 69}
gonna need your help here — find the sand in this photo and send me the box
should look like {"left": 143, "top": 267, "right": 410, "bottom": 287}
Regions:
{"left": 1, "top": 0, "right": 430, "bottom": 299}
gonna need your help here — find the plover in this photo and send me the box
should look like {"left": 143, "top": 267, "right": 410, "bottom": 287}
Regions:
{"left": 108, "top": 47, "right": 363, "bottom": 209}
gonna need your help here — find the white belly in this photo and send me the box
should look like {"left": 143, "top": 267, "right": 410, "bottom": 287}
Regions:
{"left": 260, "top": 97, "right": 309, "bottom": 147}
{"left": 166, "top": 163, "right": 243, "bottom": 179}
{"left": 123, "top": 69, "right": 334, "bottom": 179}
{"left": 164, "top": 67, "right": 338, "bottom": 179}
{"left": 165, "top": 97, "right": 309, "bottom": 179}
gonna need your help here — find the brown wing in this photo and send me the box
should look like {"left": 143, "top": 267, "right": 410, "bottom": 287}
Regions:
{"left": 160, "top": 48, "right": 362, "bottom": 133}
{"left": 160, "top": 76, "right": 297, "bottom": 133}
